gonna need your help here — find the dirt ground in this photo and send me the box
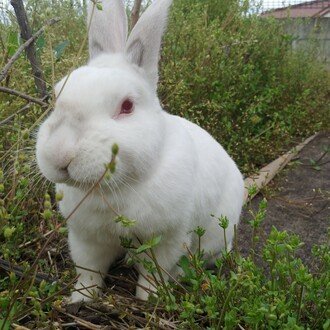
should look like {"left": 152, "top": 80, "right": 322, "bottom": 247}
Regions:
{"left": 237, "top": 132, "right": 329, "bottom": 269}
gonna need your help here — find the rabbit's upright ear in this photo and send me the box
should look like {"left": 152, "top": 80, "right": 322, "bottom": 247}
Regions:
{"left": 88, "top": 0, "right": 128, "bottom": 59}
{"left": 125, "top": 0, "right": 173, "bottom": 91}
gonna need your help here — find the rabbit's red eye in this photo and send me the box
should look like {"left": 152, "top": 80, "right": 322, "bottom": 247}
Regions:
{"left": 120, "top": 99, "right": 134, "bottom": 115}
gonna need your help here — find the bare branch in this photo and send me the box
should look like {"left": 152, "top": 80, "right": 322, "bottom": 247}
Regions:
{"left": 0, "top": 86, "right": 48, "bottom": 106}
{"left": 0, "top": 18, "right": 60, "bottom": 84}
{"left": 10, "top": 0, "right": 48, "bottom": 97}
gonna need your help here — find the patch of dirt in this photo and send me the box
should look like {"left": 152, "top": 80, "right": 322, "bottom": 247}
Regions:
{"left": 238, "top": 132, "right": 330, "bottom": 269}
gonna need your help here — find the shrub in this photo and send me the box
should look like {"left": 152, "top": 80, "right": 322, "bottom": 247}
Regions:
{"left": 159, "top": 0, "right": 329, "bottom": 173}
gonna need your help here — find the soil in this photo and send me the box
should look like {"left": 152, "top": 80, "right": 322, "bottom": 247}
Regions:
{"left": 237, "top": 132, "right": 330, "bottom": 270}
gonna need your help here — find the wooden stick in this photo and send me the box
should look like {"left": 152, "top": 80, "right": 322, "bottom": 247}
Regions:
{"left": 243, "top": 133, "right": 319, "bottom": 202}
{"left": 0, "top": 86, "right": 48, "bottom": 106}
{"left": 0, "top": 18, "right": 60, "bottom": 83}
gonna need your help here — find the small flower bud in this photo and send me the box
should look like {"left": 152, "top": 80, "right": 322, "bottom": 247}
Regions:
{"left": 56, "top": 191, "right": 64, "bottom": 202}
{"left": 112, "top": 143, "right": 119, "bottom": 156}
{"left": 42, "top": 209, "right": 52, "bottom": 220}
{"left": 22, "top": 129, "right": 30, "bottom": 140}
{"left": 4, "top": 226, "right": 16, "bottom": 239}
{"left": 44, "top": 201, "right": 52, "bottom": 209}
{"left": 58, "top": 227, "right": 68, "bottom": 235}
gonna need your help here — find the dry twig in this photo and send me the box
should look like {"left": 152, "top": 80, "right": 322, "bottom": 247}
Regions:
{"left": 0, "top": 86, "right": 48, "bottom": 106}
{"left": 0, "top": 18, "right": 60, "bottom": 83}
{"left": 11, "top": 0, "right": 48, "bottom": 97}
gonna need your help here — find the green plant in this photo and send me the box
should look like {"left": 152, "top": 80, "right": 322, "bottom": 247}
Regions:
{"left": 0, "top": 0, "right": 329, "bottom": 328}
{"left": 159, "top": 0, "right": 329, "bottom": 173}
{"left": 145, "top": 200, "right": 329, "bottom": 329}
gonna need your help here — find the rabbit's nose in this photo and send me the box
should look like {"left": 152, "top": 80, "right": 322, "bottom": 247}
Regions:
{"left": 60, "top": 165, "right": 69, "bottom": 172}
{"left": 59, "top": 159, "right": 73, "bottom": 174}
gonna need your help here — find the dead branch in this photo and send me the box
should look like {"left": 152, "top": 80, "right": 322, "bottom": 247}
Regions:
{"left": 0, "top": 18, "right": 60, "bottom": 83}
{"left": 0, "top": 86, "right": 48, "bottom": 106}
{"left": 10, "top": 0, "right": 48, "bottom": 97}
{"left": 244, "top": 133, "right": 319, "bottom": 202}
{"left": 131, "top": 0, "right": 142, "bottom": 30}
{"left": 59, "top": 312, "right": 104, "bottom": 330}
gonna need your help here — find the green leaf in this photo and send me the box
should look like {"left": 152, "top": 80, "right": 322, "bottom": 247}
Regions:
{"left": 7, "top": 31, "right": 20, "bottom": 57}
{"left": 136, "top": 244, "right": 151, "bottom": 254}
{"left": 96, "top": 3, "right": 103, "bottom": 11}
{"left": 54, "top": 40, "right": 69, "bottom": 61}
{"left": 148, "top": 235, "right": 162, "bottom": 248}
{"left": 135, "top": 236, "right": 161, "bottom": 254}
{"left": 36, "top": 35, "right": 45, "bottom": 53}
{"left": 179, "top": 255, "right": 191, "bottom": 275}
{"left": 0, "top": 319, "right": 10, "bottom": 330}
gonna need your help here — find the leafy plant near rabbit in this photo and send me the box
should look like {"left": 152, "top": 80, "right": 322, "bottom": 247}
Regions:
{"left": 35, "top": 0, "right": 244, "bottom": 302}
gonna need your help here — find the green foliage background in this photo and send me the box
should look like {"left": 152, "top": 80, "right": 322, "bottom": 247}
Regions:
{"left": 159, "top": 0, "right": 329, "bottom": 173}
{"left": 0, "top": 0, "right": 329, "bottom": 328}
{"left": 1, "top": 0, "right": 329, "bottom": 173}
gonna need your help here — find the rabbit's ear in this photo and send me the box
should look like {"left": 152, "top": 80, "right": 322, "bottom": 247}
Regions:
{"left": 125, "top": 0, "right": 173, "bottom": 91}
{"left": 88, "top": 0, "right": 128, "bottom": 59}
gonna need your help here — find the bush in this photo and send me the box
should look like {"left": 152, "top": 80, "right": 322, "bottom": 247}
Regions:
{"left": 159, "top": 0, "right": 329, "bottom": 173}
{"left": 1, "top": 0, "right": 329, "bottom": 173}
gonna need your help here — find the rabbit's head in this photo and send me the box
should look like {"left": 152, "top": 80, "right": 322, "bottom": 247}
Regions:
{"left": 36, "top": 0, "right": 172, "bottom": 188}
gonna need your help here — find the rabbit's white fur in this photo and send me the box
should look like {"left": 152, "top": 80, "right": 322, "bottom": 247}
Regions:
{"left": 36, "top": 0, "right": 244, "bottom": 302}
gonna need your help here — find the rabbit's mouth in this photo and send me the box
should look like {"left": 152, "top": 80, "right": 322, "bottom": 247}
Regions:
{"left": 60, "top": 169, "right": 110, "bottom": 191}
{"left": 64, "top": 178, "right": 94, "bottom": 191}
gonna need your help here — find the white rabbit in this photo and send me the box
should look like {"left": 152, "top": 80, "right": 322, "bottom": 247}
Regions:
{"left": 36, "top": 0, "right": 244, "bottom": 302}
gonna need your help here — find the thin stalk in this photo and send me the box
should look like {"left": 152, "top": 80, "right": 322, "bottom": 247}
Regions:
{"left": 149, "top": 248, "right": 172, "bottom": 301}
{"left": 223, "top": 227, "right": 228, "bottom": 253}
{"left": 217, "top": 282, "right": 239, "bottom": 329}
{"left": 296, "top": 284, "right": 304, "bottom": 321}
